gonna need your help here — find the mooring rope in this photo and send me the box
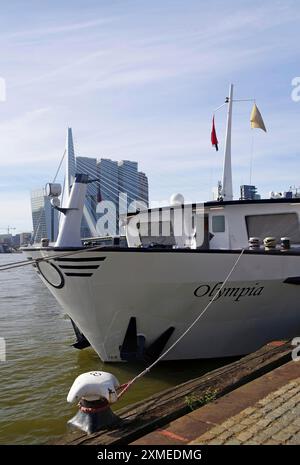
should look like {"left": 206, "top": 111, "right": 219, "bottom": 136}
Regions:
{"left": 0, "top": 245, "right": 105, "bottom": 272}
{"left": 0, "top": 258, "right": 30, "bottom": 268}
{"left": 117, "top": 248, "right": 245, "bottom": 398}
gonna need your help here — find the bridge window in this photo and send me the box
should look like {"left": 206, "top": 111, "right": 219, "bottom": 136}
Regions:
{"left": 212, "top": 215, "right": 225, "bottom": 233}
{"left": 246, "top": 213, "right": 300, "bottom": 243}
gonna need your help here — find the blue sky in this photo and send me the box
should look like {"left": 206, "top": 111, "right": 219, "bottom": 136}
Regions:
{"left": 0, "top": 0, "right": 300, "bottom": 232}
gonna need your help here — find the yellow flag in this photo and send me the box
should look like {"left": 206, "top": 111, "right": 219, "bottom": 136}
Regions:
{"left": 250, "top": 103, "right": 267, "bottom": 132}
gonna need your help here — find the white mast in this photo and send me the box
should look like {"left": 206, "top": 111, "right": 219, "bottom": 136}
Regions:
{"left": 221, "top": 83, "right": 233, "bottom": 200}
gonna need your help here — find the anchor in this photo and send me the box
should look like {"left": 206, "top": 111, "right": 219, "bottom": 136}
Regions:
{"left": 70, "top": 318, "right": 91, "bottom": 350}
{"left": 120, "top": 317, "right": 175, "bottom": 362}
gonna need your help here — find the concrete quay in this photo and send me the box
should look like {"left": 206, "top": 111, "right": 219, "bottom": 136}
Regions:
{"left": 55, "top": 340, "right": 298, "bottom": 445}
{"left": 132, "top": 360, "right": 300, "bottom": 445}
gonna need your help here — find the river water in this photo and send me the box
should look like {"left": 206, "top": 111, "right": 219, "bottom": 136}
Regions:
{"left": 0, "top": 254, "right": 231, "bottom": 444}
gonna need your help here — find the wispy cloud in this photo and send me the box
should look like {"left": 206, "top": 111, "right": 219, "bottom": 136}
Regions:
{"left": 9, "top": 2, "right": 300, "bottom": 95}
{"left": 1, "top": 17, "right": 117, "bottom": 40}
{"left": 0, "top": 107, "right": 65, "bottom": 167}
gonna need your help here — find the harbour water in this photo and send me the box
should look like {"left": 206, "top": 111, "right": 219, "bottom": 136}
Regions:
{"left": 0, "top": 254, "right": 232, "bottom": 444}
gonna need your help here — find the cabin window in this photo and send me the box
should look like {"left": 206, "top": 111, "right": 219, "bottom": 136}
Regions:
{"left": 212, "top": 215, "right": 225, "bottom": 233}
{"left": 245, "top": 213, "right": 300, "bottom": 243}
{"left": 139, "top": 219, "right": 176, "bottom": 247}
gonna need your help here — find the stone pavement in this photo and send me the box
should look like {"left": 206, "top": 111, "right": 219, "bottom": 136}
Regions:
{"left": 132, "top": 361, "right": 300, "bottom": 445}
{"left": 190, "top": 377, "right": 300, "bottom": 445}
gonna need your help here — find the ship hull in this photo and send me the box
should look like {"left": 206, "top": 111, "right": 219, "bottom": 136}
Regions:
{"left": 25, "top": 248, "right": 300, "bottom": 362}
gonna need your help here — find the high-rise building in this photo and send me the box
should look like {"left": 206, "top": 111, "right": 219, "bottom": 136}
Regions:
{"left": 138, "top": 172, "right": 149, "bottom": 208}
{"left": 98, "top": 158, "right": 119, "bottom": 206}
{"left": 98, "top": 158, "right": 149, "bottom": 208}
{"left": 12, "top": 234, "right": 21, "bottom": 248}
{"left": 240, "top": 185, "right": 260, "bottom": 200}
{"left": 97, "top": 159, "right": 119, "bottom": 235}
{"left": 0, "top": 234, "right": 12, "bottom": 246}
{"left": 31, "top": 188, "right": 59, "bottom": 243}
{"left": 76, "top": 156, "right": 98, "bottom": 238}
{"left": 19, "top": 232, "right": 32, "bottom": 245}
{"left": 118, "top": 160, "right": 139, "bottom": 213}
{"left": 96, "top": 158, "right": 149, "bottom": 235}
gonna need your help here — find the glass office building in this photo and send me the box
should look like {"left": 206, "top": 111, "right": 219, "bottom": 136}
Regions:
{"left": 31, "top": 188, "right": 59, "bottom": 243}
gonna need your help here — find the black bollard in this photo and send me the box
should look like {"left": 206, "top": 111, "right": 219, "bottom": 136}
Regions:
{"left": 68, "top": 398, "right": 121, "bottom": 434}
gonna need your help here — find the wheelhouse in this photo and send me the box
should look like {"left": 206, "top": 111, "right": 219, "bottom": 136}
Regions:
{"left": 124, "top": 198, "right": 300, "bottom": 250}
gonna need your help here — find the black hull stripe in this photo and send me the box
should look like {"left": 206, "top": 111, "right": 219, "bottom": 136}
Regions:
{"left": 54, "top": 257, "right": 106, "bottom": 262}
{"left": 65, "top": 272, "right": 93, "bottom": 277}
{"left": 25, "top": 247, "right": 300, "bottom": 256}
{"left": 58, "top": 265, "right": 99, "bottom": 270}
{"left": 284, "top": 277, "right": 300, "bottom": 284}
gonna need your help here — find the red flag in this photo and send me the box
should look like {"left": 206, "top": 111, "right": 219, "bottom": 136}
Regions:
{"left": 211, "top": 116, "right": 219, "bottom": 151}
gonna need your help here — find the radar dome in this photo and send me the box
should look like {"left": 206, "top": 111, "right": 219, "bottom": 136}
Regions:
{"left": 170, "top": 193, "right": 184, "bottom": 206}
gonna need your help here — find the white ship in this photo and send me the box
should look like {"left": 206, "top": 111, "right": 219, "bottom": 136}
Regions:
{"left": 23, "top": 85, "right": 300, "bottom": 362}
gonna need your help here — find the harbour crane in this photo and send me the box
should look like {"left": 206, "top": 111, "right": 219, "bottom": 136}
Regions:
{"left": 0, "top": 226, "right": 16, "bottom": 235}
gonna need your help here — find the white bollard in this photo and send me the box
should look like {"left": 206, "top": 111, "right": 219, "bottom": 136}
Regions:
{"left": 67, "top": 371, "right": 121, "bottom": 434}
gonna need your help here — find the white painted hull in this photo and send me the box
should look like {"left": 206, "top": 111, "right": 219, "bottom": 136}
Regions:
{"left": 26, "top": 249, "right": 300, "bottom": 362}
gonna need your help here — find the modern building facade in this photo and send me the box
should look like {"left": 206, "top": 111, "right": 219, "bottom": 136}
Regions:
{"left": 118, "top": 160, "right": 139, "bottom": 213}
{"left": 97, "top": 159, "right": 149, "bottom": 209}
{"left": 19, "top": 232, "right": 32, "bottom": 245}
{"left": 0, "top": 234, "right": 12, "bottom": 246}
{"left": 12, "top": 234, "right": 20, "bottom": 248}
{"left": 76, "top": 156, "right": 98, "bottom": 238}
{"left": 97, "top": 158, "right": 119, "bottom": 235}
{"left": 98, "top": 158, "right": 119, "bottom": 206}
{"left": 97, "top": 158, "right": 149, "bottom": 235}
{"left": 240, "top": 185, "right": 260, "bottom": 201}
{"left": 31, "top": 188, "right": 59, "bottom": 243}
{"left": 138, "top": 171, "right": 149, "bottom": 208}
